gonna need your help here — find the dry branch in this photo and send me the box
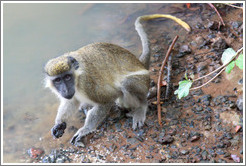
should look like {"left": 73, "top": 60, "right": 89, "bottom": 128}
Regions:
{"left": 208, "top": 3, "right": 225, "bottom": 26}
{"left": 157, "top": 35, "right": 179, "bottom": 127}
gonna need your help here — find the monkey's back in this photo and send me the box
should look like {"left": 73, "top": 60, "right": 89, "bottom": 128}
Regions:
{"left": 69, "top": 43, "right": 149, "bottom": 104}
{"left": 77, "top": 43, "right": 145, "bottom": 72}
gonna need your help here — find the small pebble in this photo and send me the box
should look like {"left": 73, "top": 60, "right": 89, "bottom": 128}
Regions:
{"left": 190, "top": 135, "right": 200, "bottom": 142}
{"left": 28, "top": 147, "right": 44, "bottom": 159}
{"left": 158, "top": 135, "right": 174, "bottom": 144}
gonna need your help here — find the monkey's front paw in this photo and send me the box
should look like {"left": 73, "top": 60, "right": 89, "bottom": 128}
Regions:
{"left": 51, "top": 122, "right": 66, "bottom": 139}
{"left": 70, "top": 134, "right": 86, "bottom": 148}
{"left": 132, "top": 115, "right": 146, "bottom": 130}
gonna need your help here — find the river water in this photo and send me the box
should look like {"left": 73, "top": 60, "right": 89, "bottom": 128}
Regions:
{"left": 2, "top": 3, "right": 180, "bottom": 163}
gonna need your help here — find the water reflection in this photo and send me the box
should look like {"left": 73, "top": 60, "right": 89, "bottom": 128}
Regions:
{"left": 3, "top": 3, "right": 180, "bottom": 163}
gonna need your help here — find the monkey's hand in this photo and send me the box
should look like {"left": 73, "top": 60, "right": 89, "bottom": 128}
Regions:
{"left": 51, "top": 122, "right": 67, "bottom": 139}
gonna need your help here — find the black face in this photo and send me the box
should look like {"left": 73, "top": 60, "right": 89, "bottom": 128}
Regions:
{"left": 52, "top": 71, "right": 75, "bottom": 99}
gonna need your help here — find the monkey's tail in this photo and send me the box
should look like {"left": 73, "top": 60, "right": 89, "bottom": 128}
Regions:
{"left": 135, "top": 14, "right": 191, "bottom": 69}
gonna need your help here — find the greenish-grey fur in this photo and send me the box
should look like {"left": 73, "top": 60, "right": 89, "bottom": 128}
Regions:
{"left": 45, "top": 56, "right": 71, "bottom": 76}
{"left": 46, "top": 42, "right": 148, "bottom": 104}
{"left": 75, "top": 43, "right": 148, "bottom": 104}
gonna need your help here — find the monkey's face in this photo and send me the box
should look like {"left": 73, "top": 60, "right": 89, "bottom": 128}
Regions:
{"left": 51, "top": 71, "right": 75, "bottom": 99}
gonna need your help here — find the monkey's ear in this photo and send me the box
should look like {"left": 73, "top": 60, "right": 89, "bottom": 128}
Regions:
{"left": 67, "top": 56, "right": 79, "bottom": 70}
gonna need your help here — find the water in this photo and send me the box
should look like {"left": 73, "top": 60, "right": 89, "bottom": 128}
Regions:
{"left": 2, "top": 3, "right": 183, "bottom": 163}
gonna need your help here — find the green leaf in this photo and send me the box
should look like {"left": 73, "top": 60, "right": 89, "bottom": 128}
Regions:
{"left": 221, "top": 48, "right": 236, "bottom": 65}
{"left": 174, "top": 80, "right": 193, "bottom": 99}
{"left": 225, "top": 60, "right": 235, "bottom": 73}
{"left": 235, "top": 53, "right": 243, "bottom": 69}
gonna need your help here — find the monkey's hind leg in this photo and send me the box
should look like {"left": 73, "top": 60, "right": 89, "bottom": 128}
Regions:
{"left": 120, "top": 74, "right": 150, "bottom": 130}
{"left": 70, "top": 103, "right": 113, "bottom": 147}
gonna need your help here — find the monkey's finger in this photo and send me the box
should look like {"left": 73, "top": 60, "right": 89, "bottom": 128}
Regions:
{"left": 70, "top": 135, "right": 78, "bottom": 145}
{"left": 75, "top": 136, "right": 85, "bottom": 147}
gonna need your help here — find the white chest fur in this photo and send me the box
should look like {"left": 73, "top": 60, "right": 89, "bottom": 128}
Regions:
{"left": 74, "top": 89, "right": 97, "bottom": 106}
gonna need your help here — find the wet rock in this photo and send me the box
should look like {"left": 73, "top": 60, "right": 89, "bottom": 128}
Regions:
{"left": 216, "top": 142, "right": 225, "bottom": 148}
{"left": 211, "top": 37, "right": 227, "bottom": 50}
{"left": 180, "top": 149, "right": 189, "bottom": 155}
{"left": 195, "top": 22, "right": 205, "bottom": 29}
{"left": 49, "top": 154, "right": 56, "bottom": 163}
{"left": 199, "top": 94, "right": 212, "bottom": 106}
{"left": 207, "top": 21, "right": 219, "bottom": 30}
{"left": 236, "top": 95, "right": 243, "bottom": 111}
{"left": 42, "top": 156, "right": 52, "bottom": 163}
{"left": 204, "top": 125, "right": 212, "bottom": 130}
{"left": 238, "top": 78, "right": 243, "bottom": 85}
{"left": 208, "top": 148, "right": 216, "bottom": 157}
{"left": 191, "top": 89, "right": 204, "bottom": 96}
{"left": 171, "top": 151, "right": 179, "bottom": 159}
{"left": 176, "top": 45, "right": 191, "bottom": 57}
{"left": 231, "top": 21, "right": 243, "bottom": 29}
{"left": 223, "top": 152, "right": 231, "bottom": 158}
{"left": 109, "top": 144, "right": 117, "bottom": 152}
{"left": 165, "top": 107, "right": 182, "bottom": 120}
{"left": 190, "top": 135, "right": 200, "bottom": 142}
{"left": 135, "top": 136, "right": 144, "bottom": 142}
{"left": 150, "top": 133, "right": 157, "bottom": 139}
{"left": 28, "top": 147, "right": 44, "bottom": 159}
{"left": 196, "top": 36, "right": 208, "bottom": 48}
{"left": 216, "top": 149, "right": 225, "bottom": 155}
{"left": 56, "top": 157, "right": 65, "bottom": 163}
{"left": 218, "top": 159, "right": 227, "bottom": 163}
{"left": 115, "top": 122, "right": 122, "bottom": 132}
{"left": 230, "top": 135, "right": 240, "bottom": 146}
{"left": 197, "top": 62, "right": 207, "bottom": 72}
{"left": 81, "top": 156, "right": 91, "bottom": 163}
{"left": 194, "top": 105, "right": 203, "bottom": 112}
{"left": 127, "top": 137, "right": 139, "bottom": 145}
{"left": 231, "top": 154, "right": 241, "bottom": 163}
{"left": 166, "top": 128, "right": 177, "bottom": 136}
{"left": 158, "top": 135, "right": 174, "bottom": 144}
{"left": 152, "top": 45, "right": 163, "bottom": 53}
{"left": 146, "top": 155, "right": 153, "bottom": 159}
{"left": 212, "top": 95, "right": 228, "bottom": 106}
{"left": 208, "top": 34, "right": 216, "bottom": 39}
{"left": 201, "top": 150, "right": 208, "bottom": 160}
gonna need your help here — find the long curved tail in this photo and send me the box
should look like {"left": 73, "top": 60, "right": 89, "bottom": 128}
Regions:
{"left": 135, "top": 14, "right": 191, "bottom": 69}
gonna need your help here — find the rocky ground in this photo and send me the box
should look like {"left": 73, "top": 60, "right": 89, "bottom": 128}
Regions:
{"left": 26, "top": 3, "right": 243, "bottom": 163}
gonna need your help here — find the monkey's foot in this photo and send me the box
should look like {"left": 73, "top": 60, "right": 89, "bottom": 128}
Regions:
{"left": 51, "top": 122, "right": 67, "bottom": 139}
{"left": 70, "top": 135, "right": 86, "bottom": 147}
{"left": 128, "top": 108, "right": 146, "bottom": 130}
{"left": 132, "top": 115, "right": 145, "bottom": 130}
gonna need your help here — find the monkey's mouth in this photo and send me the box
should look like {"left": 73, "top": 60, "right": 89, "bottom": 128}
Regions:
{"left": 63, "top": 92, "right": 75, "bottom": 99}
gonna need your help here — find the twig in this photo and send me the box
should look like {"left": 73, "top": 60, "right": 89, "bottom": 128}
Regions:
{"left": 191, "top": 47, "right": 243, "bottom": 90}
{"left": 208, "top": 3, "right": 225, "bottom": 26}
{"left": 193, "top": 47, "right": 243, "bottom": 82}
{"left": 190, "top": 67, "right": 225, "bottom": 90}
{"left": 157, "top": 35, "right": 179, "bottom": 127}
{"left": 223, "top": 3, "right": 243, "bottom": 9}
{"left": 165, "top": 55, "right": 172, "bottom": 99}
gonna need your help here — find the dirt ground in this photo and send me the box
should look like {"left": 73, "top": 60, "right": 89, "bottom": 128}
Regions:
{"left": 26, "top": 3, "right": 243, "bottom": 163}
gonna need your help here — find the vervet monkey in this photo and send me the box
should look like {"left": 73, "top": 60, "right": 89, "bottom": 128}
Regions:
{"left": 44, "top": 14, "right": 190, "bottom": 147}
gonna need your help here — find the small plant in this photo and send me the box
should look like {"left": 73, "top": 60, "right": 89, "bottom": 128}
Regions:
{"left": 174, "top": 47, "right": 243, "bottom": 99}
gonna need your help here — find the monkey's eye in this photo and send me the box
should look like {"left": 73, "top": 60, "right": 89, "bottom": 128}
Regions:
{"left": 53, "top": 78, "right": 61, "bottom": 84}
{"left": 64, "top": 74, "right": 72, "bottom": 81}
